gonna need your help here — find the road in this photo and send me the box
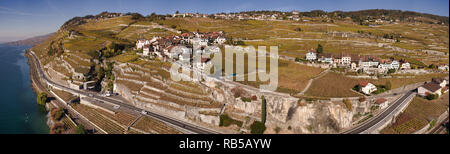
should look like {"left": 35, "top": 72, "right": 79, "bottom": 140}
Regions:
{"left": 342, "top": 91, "right": 416, "bottom": 134}
{"left": 29, "top": 51, "right": 220, "bottom": 134}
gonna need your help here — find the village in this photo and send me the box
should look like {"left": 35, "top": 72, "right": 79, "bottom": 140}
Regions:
{"left": 135, "top": 31, "right": 225, "bottom": 72}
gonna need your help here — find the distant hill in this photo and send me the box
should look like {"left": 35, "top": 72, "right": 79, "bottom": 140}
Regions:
{"left": 4, "top": 33, "right": 55, "bottom": 46}
{"left": 239, "top": 9, "right": 449, "bottom": 25}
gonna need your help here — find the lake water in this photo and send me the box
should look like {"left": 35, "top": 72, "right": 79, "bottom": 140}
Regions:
{"left": 0, "top": 44, "right": 49, "bottom": 134}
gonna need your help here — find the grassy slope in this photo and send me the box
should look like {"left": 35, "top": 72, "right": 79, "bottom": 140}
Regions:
{"left": 305, "top": 72, "right": 448, "bottom": 98}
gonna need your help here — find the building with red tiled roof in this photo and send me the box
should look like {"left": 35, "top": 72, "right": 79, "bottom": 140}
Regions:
{"left": 418, "top": 82, "right": 443, "bottom": 97}
{"left": 359, "top": 81, "right": 377, "bottom": 95}
{"left": 374, "top": 98, "right": 388, "bottom": 109}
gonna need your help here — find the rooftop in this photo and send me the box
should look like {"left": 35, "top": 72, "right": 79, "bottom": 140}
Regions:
{"left": 421, "top": 82, "right": 442, "bottom": 92}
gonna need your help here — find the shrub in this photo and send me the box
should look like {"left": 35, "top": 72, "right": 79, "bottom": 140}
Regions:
{"left": 387, "top": 69, "right": 396, "bottom": 74}
{"left": 37, "top": 92, "right": 48, "bottom": 106}
{"left": 425, "top": 94, "right": 439, "bottom": 100}
{"left": 219, "top": 114, "right": 243, "bottom": 127}
{"left": 75, "top": 124, "right": 86, "bottom": 134}
{"left": 241, "top": 97, "right": 252, "bottom": 102}
{"left": 274, "top": 127, "right": 281, "bottom": 134}
{"left": 353, "top": 85, "right": 361, "bottom": 92}
{"left": 343, "top": 99, "right": 352, "bottom": 110}
{"left": 250, "top": 121, "right": 266, "bottom": 134}
{"left": 51, "top": 108, "right": 65, "bottom": 121}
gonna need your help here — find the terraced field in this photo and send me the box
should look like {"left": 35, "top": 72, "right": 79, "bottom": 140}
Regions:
{"left": 96, "top": 109, "right": 138, "bottom": 126}
{"left": 132, "top": 116, "right": 182, "bottom": 134}
{"left": 115, "top": 62, "right": 222, "bottom": 108}
{"left": 305, "top": 72, "right": 448, "bottom": 98}
{"left": 381, "top": 93, "right": 449, "bottom": 134}
{"left": 61, "top": 115, "right": 77, "bottom": 132}
{"left": 72, "top": 104, "right": 125, "bottom": 134}
{"left": 52, "top": 89, "right": 77, "bottom": 102}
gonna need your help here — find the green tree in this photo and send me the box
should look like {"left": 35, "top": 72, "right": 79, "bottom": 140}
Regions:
{"left": 385, "top": 81, "right": 392, "bottom": 90}
{"left": 75, "top": 124, "right": 86, "bottom": 134}
{"left": 387, "top": 69, "right": 396, "bottom": 74}
{"left": 250, "top": 121, "right": 266, "bottom": 134}
{"left": 37, "top": 92, "right": 48, "bottom": 106}
{"left": 353, "top": 85, "right": 361, "bottom": 92}
{"left": 316, "top": 44, "right": 323, "bottom": 54}
{"left": 261, "top": 95, "right": 267, "bottom": 124}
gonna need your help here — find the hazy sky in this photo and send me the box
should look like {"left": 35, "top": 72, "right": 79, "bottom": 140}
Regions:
{"left": 0, "top": 0, "right": 448, "bottom": 42}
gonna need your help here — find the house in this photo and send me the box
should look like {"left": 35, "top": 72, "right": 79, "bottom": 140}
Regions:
{"left": 375, "top": 98, "right": 388, "bottom": 109}
{"left": 438, "top": 65, "right": 449, "bottom": 71}
{"left": 333, "top": 54, "right": 342, "bottom": 65}
{"left": 136, "top": 39, "right": 148, "bottom": 49}
{"left": 143, "top": 45, "right": 150, "bottom": 56}
{"left": 305, "top": 51, "right": 317, "bottom": 61}
{"left": 317, "top": 53, "right": 333, "bottom": 64}
{"left": 418, "top": 82, "right": 442, "bottom": 97}
{"left": 359, "top": 56, "right": 379, "bottom": 68}
{"left": 192, "top": 37, "right": 208, "bottom": 47}
{"left": 378, "top": 62, "right": 391, "bottom": 71}
{"left": 432, "top": 78, "right": 448, "bottom": 88}
{"left": 195, "top": 58, "right": 212, "bottom": 71}
{"left": 401, "top": 62, "right": 411, "bottom": 70}
{"left": 341, "top": 54, "right": 351, "bottom": 65}
{"left": 351, "top": 62, "right": 357, "bottom": 70}
{"left": 215, "top": 37, "right": 226, "bottom": 45}
{"left": 391, "top": 60, "right": 400, "bottom": 70}
{"left": 360, "top": 81, "right": 377, "bottom": 95}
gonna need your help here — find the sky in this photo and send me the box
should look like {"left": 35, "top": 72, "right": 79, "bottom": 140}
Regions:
{"left": 0, "top": 0, "right": 449, "bottom": 42}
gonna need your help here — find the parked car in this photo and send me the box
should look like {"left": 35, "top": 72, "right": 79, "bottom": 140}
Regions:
{"left": 113, "top": 105, "right": 120, "bottom": 109}
{"left": 141, "top": 110, "right": 147, "bottom": 115}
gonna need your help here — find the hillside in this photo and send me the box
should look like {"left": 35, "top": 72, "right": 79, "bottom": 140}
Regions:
{"left": 5, "top": 33, "right": 54, "bottom": 46}
{"left": 30, "top": 10, "right": 448, "bottom": 134}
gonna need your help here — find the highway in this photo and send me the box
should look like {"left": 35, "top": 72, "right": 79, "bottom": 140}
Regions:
{"left": 29, "top": 51, "right": 220, "bottom": 134}
{"left": 342, "top": 91, "right": 416, "bottom": 134}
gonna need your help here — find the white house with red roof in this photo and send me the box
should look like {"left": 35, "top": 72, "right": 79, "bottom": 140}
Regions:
{"left": 374, "top": 98, "right": 388, "bottom": 109}
{"left": 360, "top": 81, "right": 377, "bottom": 95}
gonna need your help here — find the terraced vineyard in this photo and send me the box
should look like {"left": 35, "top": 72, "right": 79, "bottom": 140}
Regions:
{"left": 115, "top": 63, "right": 223, "bottom": 110}
{"left": 132, "top": 116, "right": 182, "bottom": 134}
{"left": 61, "top": 115, "right": 77, "bottom": 132}
{"left": 381, "top": 93, "right": 449, "bottom": 134}
{"left": 96, "top": 109, "right": 138, "bottom": 126}
{"left": 72, "top": 104, "right": 125, "bottom": 134}
{"left": 52, "top": 89, "right": 77, "bottom": 102}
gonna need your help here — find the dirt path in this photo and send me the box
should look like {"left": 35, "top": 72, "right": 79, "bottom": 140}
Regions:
{"left": 297, "top": 67, "right": 331, "bottom": 96}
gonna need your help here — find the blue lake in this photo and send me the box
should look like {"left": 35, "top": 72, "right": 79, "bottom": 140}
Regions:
{"left": 0, "top": 44, "right": 49, "bottom": 134}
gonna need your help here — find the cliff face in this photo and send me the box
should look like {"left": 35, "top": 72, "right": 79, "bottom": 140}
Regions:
{"left": 200, "top": 79, "right": 358, "bottom": 134}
